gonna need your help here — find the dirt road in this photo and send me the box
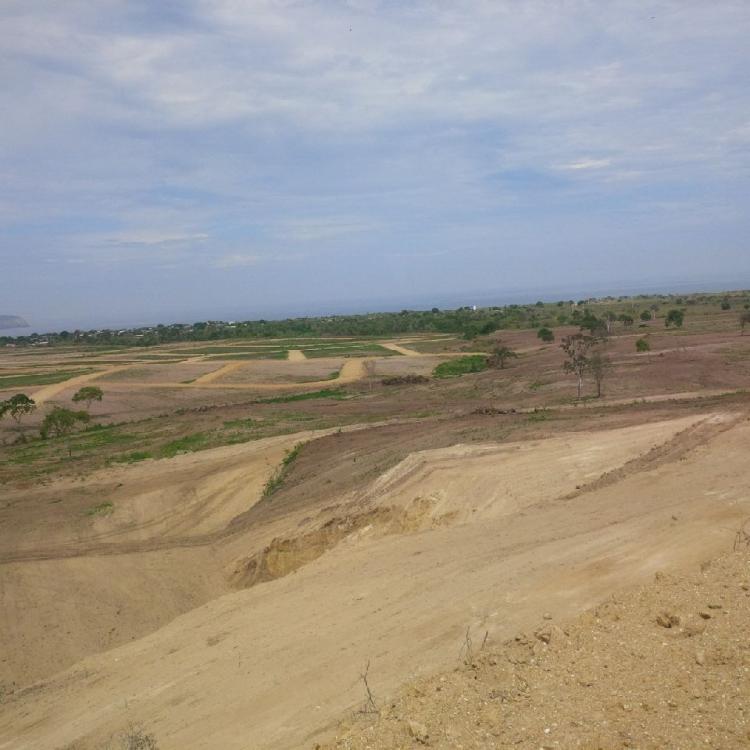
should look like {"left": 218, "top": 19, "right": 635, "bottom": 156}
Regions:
{"left": 192, "top": 361, "right": 247, "bottom": 384}
{"left": 29, "top": 366, "right": 132, "bottom": 405}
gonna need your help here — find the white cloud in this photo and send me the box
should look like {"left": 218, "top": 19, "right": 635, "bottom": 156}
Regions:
{"left": 558, "top": 158, "right": 612, "bottom": 171}
{"left": 103, "top": 231, "right": 210, "bottom": 246}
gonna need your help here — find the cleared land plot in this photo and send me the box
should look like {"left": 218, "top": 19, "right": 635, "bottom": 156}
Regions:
{"left": 97, "top": 363, "right": 220, "bottom": 383}
{"left": 372, "top": 355, "right": 447, "bottom": 377}
{"left": 0, "top": 368, "right": 95, "bottom": 389}
{"left": 303, "top": 343, "right": 399, "bottom": 358}
{"left": 218, "top": 358, "right": 346, "bottom": 384}
{"left": 203, "top": 351, "right": 289, "bottom": 360}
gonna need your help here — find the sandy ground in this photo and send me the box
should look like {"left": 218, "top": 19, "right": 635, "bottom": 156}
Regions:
{"left": 2, "top": 411, "right": 749, "bottom": 749}
{"left": 324, "top": 549, "right": 750, "bottom": 749}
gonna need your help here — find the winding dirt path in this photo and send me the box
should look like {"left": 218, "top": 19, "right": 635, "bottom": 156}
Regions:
{"left": 192, "top": 361, "right": 247, "bottom": 384}
{"left": 29, "top": 366, "right": 132, "bottom": 405}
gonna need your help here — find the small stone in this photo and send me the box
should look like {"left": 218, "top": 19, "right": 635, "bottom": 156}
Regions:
{"left": 407, "top": 720, "right": 429, "bottom": 743}
{"left": 707, "top": 603, "right": 722, "bottom": 609}
{"left": 698, "top": 611, "right": 711, "bottom": 620}
{"left": 543, "top": 612, "right": 553, "bottom": 620}
{"left": 656, "top": 612, "right": 680, "bottom": 628}
{"left": 695, "top": 650, "right": 706, "bottom": 666}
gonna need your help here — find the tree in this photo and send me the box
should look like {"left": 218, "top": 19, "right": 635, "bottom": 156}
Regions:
{"left": 635, "top": 338, "right": 651, "bottom": 354}
{"left": 640, "top": 310, "right": 652, "bottom": 321}
{"left": 537, "top": 327, "right": 555, "bottom": 343}
{"left": 487, "top": 342, "right": 518, "bottom": 369}
{"left": 618, "top": 314, "right": 634, "bottom": 328}
{"left": 721, "top": 298, "right": 731, "bottom": 311}
{"left": 561, "top": 333, "right": 595, "bottom": 399}
{"left": 588, "top": 348, "right": 612, "bottom": 398}
{"left": 40, "top": 406, "right": 90, "bottom": 439}
{"left": 665, "top": 309, "right": 684, "bottom": 328}
{"left": 740, "top": 311, "right": 750, "bottom": 335}
{"left": 1, "top": 393, "right": 36, "bottom": 434}
{"left": 72, "top": 385, "right": 104, "bottom": 409}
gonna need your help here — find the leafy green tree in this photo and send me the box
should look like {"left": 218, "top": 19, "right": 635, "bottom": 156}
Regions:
{"left": 721, "top": 298, "right": 731, "bottom": 311}
{"left": 640, "top": 310, "right": 652, "bottom": 321}
{"left": 72, "top": 385, "right": 104, "bottom": 409}
{"left": 487, "top": 343, "right": 518, "bottom": 369}
{"left": 665, "top": 309, "right": 684, "bottom": 328}
{"left": 561, "top": 333, "right": 595, "bottom": 399}
{"left": 40, "top": 406, "right": 90, "bottom": 439}
{"left": 635, "top": 338, "right": 651, "bottom": 354}
{"left": 1, "top": 393, "right": 36, "bottom": 433}
{"left": 537, "top": 327, "right": 555, "bottom": 343}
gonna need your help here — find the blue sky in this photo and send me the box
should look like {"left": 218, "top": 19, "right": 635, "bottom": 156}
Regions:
{"left": 2, "top": 1, "right": 750, "bottom": 330}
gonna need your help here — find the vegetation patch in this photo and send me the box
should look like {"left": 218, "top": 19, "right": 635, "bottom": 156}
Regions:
{"left": 258, "top": 388, "right": 347, "bottom": 403}
{"left": 0, "top": 369, "right": 94, "bottom": 388}
{"left": 382, "top": 375, "right": 430, "bottom": 386}
{"left": 203, "top": 351, "right": 288, "bottom": 361}
{"left": 85, "top": 501, "right": 114, "bottom": 517}
{"left": 159, "top": 432, "right": 213, "bottom": 457}
{"left": 432, "top": 355, "right": 488, "bottom": 379}
{"left": 303, "top": 344, "right": 398, "bottom": 358}
{"left": 262, "top": 442, "right": 304, "bottom": 498}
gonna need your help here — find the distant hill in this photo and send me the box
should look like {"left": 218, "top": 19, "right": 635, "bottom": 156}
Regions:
{"left": 0, "top": 315, "right": 29, "bottom": 329}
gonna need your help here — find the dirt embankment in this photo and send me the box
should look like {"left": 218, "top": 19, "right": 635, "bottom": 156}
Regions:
{"left": 2, "top": 412, "right": 750, "bottom": 749}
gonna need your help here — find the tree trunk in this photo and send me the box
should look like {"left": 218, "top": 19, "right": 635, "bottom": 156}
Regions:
{"left": 577, "top": 375, "right": 582, "bottom": 399}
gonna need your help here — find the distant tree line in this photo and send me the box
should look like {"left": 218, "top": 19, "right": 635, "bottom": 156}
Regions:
{"left": 3, "top": 290, "right": 745, "bottom": 349}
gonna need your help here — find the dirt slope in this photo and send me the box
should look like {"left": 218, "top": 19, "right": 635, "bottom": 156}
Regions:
{"left": 323, "top": 550, "right": 750, "bottom": 749}
{"left": 2, "top": 413, "right": 749, "bottom": 749}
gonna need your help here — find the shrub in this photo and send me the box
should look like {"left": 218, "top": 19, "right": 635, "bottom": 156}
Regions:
{"left": 40, "top": 406, "right": 90, "bottom": 439}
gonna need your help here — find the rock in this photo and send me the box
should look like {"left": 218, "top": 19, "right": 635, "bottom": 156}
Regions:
{"left": 407, "top": 720, "right": 429, "bottom": 743}
{"left": 695, "top": 649, "right": 706, "bottom": 666}
{"left": 535, "top": 624, "right": 565, "bottom": 644}
{"left": 655, "top": 612, "right": 680, "bottom": 628}
{"left": 698, "top": 611, "right": 711, "bottom": 620}
{"left": 543, "top": 612, "right": 553, "bottom": 620}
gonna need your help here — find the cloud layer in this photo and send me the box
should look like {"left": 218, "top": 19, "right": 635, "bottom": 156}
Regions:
{"left": 2, "top": 1, "right": 749, "bottom": 327}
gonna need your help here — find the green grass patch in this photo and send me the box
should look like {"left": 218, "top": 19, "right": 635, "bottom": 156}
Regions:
{"left": 203, "top": 351, "right": 289, "bottom": 361}
{"left": 0, "top": 368, "right": 94, "bottom": 388}
{"left": 262, "top": 442, "right": 304, "bottom": 498}
{"left": 85, "top": 501, "right": 114, "bottom": 517}
{"left": 159, "top": 432, "right": 213, "bottom": 457}
{"left": 223, "top": 417, "right": 260, "bottom": 429}
{"left": 527, "top": 409, "right": 550, "bottom": 422}
{"left": 432, "top": 355, "right": 488, "bottom": 379}
{"left": 257, "top": 388, "right": 347, "bottom": 404}
{"left": 302, "top": 344, "right": 398, "bottom": 358}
